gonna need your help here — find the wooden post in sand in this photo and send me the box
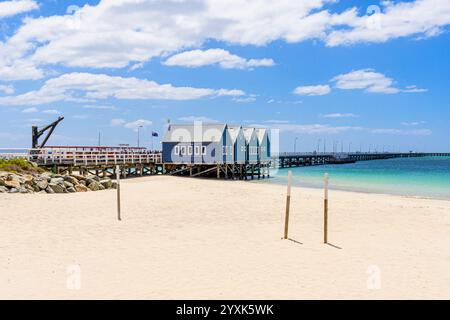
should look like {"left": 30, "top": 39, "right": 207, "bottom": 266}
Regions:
{"left": 116, "top": 165, "right": 121, "bottom": 221}
{"left": 324, "top": 173, "right": 329, "bottom": 243}
{"left": 284, "top": 170, "right": 292, "bottom": 239}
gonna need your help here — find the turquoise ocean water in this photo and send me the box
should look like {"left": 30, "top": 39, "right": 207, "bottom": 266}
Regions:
{"left": 262, "top": 157, "right": 450, "bottom": 200}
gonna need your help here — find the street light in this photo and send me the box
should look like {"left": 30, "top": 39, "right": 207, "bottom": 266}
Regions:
{"left": 317, "top": 139, "right": 321, "bottom": 153}
{"left": 137, "top": 125, "right": 143, "bottom": 147}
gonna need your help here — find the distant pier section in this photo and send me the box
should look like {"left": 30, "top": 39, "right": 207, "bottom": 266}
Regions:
{"left": 273, "top": 152, "right": 450, "bottom": 168}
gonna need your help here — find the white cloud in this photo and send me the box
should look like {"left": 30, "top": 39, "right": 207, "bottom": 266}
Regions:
{"left": 0, "top": 72, "right": 245, "bottom": 106}
{"left": 370, "top": 128, "right": 432, "bottom": 136}
{"left": 82, "top": 104, "right": 116, "bottom": 110}
{"left": 0, "top": 85, "right": 14, "bottom": 95}
{"left": 0, "top": 0, "right": 37, "bottom": 19}
{"left": 322, "top": 113, "right": 358, "bottom": 118}
{"left": 326, "top": 0, "right": 450, "bottom": 46}
{"left": 403, "top": 85, "right": 428, "bottom": 93}
{"left": 164, "top": 49, "right": 274, "bottom": 69}
{"left": 331, "top": 69, "right": 427, "bottom": 94}
{"left": 43, "top": 109, "right": 60, "bottom": 115}
{"left": 111, "top": 118, "right": 152, "bottom": 131}
{"left": 0, "top": 0, "right": 449, "bottom": 80}
{"left": 332, "top": 69, "right": 399, "bottom": 94}
{"left": 293, "top": 85, "right": 331, "bottom": 96}
{"left": 178, "top": 116, "right": 218, "bottom": 123}
{"left": 22, "top": 107, "right": 37, "bottom": 113}
{"left": 233, "top": 94, "right": 257, "bottom": 103}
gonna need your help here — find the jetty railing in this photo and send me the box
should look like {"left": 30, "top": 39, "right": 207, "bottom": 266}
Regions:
{"left": 0, "top": 148, "right": 162, "bottom": 166}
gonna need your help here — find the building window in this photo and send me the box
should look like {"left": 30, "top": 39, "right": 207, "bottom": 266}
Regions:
{"left": 174, "top": 146, "right": 179, "bottom": 155}
{"left": 195, "top": 146, "right": 200, "bottom": 156}
{"left": 201, "top": 146, "right": 206, "bottom": 155}
{"left": 188, "top": 146, "right": 193, "bottom": 155}
{"left": 181, "top": 146, "right": 186, "bottom": 155}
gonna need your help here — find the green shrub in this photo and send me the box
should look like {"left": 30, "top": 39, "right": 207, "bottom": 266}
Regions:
{"left": 0, "top": 158, "right": 45, "bottom": 174}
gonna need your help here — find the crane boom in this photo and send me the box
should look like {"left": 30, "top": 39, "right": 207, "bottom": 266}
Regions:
{"left": 32, "top": 116, "right": 64, "bottom": 148}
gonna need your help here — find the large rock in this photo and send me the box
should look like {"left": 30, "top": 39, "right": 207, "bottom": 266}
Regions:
{"left": 45, "top": 186, "right": 55, "bottom": 194}
{"left": 88, "top": 181, "right": 100, "bottom": 191}
{"left": 22, "top": 174, "right": 34, "bottom": 185}
{"left": 34, "top": 178, "right": 48, "bottom": 190}
{"left": 75, "top": 184, "right": 89, "bottom": 192}
{"left": 9, "top": 174, "right": 25, "bottom": 184}
{"left": 4, "top": 180, "right": 20, "bottom": 189}
{"left": 70, "top": 174, "right": 85, "bottom": 181}
{"left": 111, "top": 181, "right": 118, "bottom": 189}
{"left": 9, "top": 188, "right": 19, "bottom": 194}
{"left": 64, "top": 181, "right": 74, "bottom": 189}
{"left": 100, "top": 179, "right": 112, "bottom": 189}
{"left": 48, "top": 183, "right": 66, "bottom": 194}
{"left": 67, "top": 187, "right": 76, "bottom": 193}
{"left": 86, "top": 175, "right": 100, "bottom": 182}
{"left": 0, "top": 186, "right": 8, "bottom": 193}
{"left": 0, "top": 177, "right": 5, "bottom": 187}
{"left": 63, "top": 175, "right": 79, "bottom": 185}
{"left": 50, "top": 177, "right": 64, "bottom": 185}
{"left": 19, "top": 187, "right": 31, "bottom": 194}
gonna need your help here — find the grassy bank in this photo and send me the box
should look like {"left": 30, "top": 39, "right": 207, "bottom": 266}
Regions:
{"left": 0, "top": 158, "right": 45, "bottom": 174}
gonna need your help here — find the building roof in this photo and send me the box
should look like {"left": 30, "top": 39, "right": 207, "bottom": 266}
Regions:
{"left": 162, "top": 124, "right": 226, "bottom": 143}
{"left": 227, "top": 126, "right": 242, "bottom": 144}
{"left": 242, "top": 128, "right": 256, "bottom": 143}
{"left": 255, "top": 128, "right": 268, "bottom": 144}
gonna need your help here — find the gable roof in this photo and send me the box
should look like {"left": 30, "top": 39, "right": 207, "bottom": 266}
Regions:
{"left": 162, "top": 124, "right": 226, "bottom": 143}
{"left": 255, "top": 128, "right": 268, "bottom": 144}
{"left": 242, "top": 128, "right": 256, "bottom": 143}
{"left": 227, "top": 126, "right": 242, "bottom": 144}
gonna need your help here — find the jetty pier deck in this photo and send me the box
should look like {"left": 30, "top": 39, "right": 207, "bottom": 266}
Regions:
{"left": 273, "top": 152, "right": 450, "bottom": 168}
{"left": 7, "top": 147, "right": 164, "bottom": 178}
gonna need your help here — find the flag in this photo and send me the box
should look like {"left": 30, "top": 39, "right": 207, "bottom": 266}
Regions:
{"left": 152, "top": 131, "right": 159, "bottom": 137}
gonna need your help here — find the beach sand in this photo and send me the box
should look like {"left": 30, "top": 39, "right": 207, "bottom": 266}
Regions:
{"left": 1, "top": 175, "right": 449, "bottom": 299}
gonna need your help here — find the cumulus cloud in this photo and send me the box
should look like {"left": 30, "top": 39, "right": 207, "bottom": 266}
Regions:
{"left": 22, "top": 107, "right": 37, "bottom": 113}
{"left": 326, "top": 0, "right": 450, "bottom": 46}
{"left": 293, "top": 85, "right": 331, "bottom": 96}
{"left": 332, "top": 69, "right": 400, "bottom": 94}
{"left": 164, "top": 49, "right": 274, "bottom": 69}
{"left": 111, "top": 118, "right": 152, "bottom": 131}
{"left": 178, "top": 116, "right": 218, "bottom": 123}
{"left": 1, "top": 0, "right": 448, "bottom": 80}
{"left": 0, "top": 85, "right": 14, "bottom": 95}
{"left": 43, "top": 109, "right": 60, "bottom": 115}
{"left": 0, "top": 72, "right": 245, "bottom": 106}
{"left": 0, "top": 0, "right": 37, "bottom": 19}
{"left": 331, "top": 69, "right": 427, "bottom": 94}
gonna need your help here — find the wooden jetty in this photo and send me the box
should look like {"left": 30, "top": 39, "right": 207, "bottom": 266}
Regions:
{"left": 273, "top": 152, "right": 450, "bottom": 168}
{"left": 27, "top": 146, "right": 163, "bottom": 178}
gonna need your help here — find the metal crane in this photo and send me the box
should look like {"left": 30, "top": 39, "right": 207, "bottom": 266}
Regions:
{"left": 31, "top": 116, "right": 64, "bottom": 149}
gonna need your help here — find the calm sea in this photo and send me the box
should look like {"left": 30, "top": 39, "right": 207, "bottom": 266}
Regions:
{"left": 262, "top": 156, "right": 450, "bottom": 200}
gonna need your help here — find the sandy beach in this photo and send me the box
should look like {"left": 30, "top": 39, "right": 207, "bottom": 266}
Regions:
{"left": 1, "top": 175, "right": 449, "bottom": 299}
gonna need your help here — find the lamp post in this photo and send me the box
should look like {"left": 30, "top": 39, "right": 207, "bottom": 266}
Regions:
{"left": 317, "top": 139, "right": 322, "bottom": 153}
{"left": 137, "top": 125, "right": 143, "bottom": 147}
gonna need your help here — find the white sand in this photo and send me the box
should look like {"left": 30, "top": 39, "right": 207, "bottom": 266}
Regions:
{"left": 1, "top": 176, "right": 449, "bottom": 299}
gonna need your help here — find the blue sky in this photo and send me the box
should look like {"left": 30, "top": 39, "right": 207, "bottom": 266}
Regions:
{"left": 0, "top": 0, "right": 449, "bottom": 152}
